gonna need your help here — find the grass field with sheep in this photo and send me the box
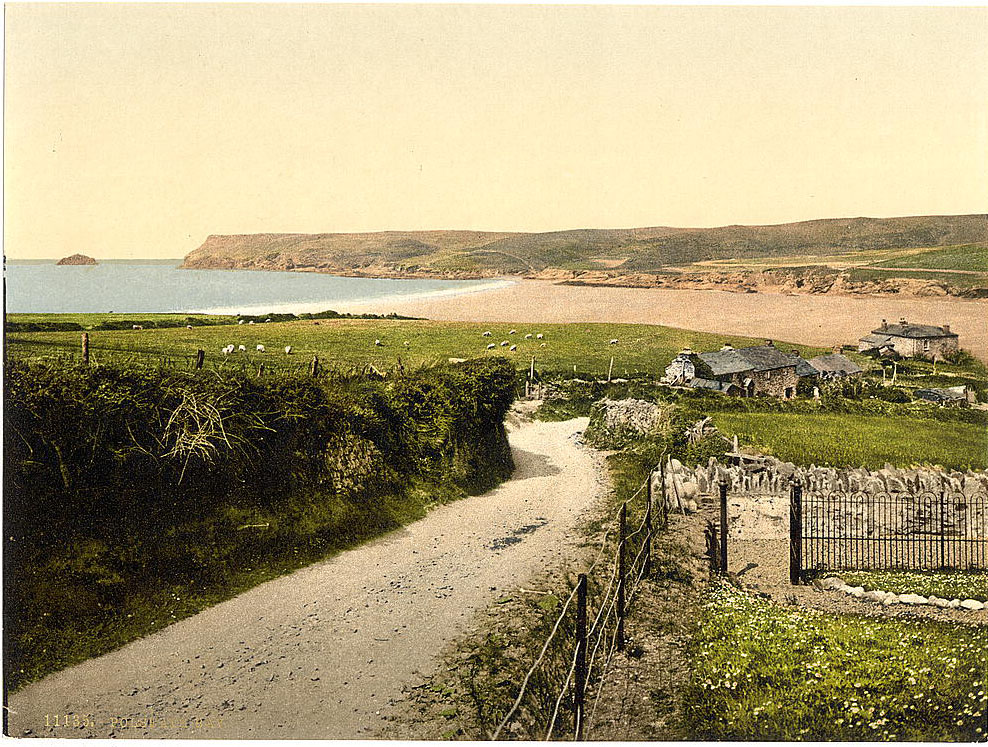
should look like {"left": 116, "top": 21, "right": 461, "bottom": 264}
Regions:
{"left": 4, "top": 313, "right": 833, "bottom": 378}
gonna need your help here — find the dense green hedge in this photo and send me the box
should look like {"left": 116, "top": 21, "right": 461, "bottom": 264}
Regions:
{"left": 3, "top": 357, "right": 515, "bottom": 687}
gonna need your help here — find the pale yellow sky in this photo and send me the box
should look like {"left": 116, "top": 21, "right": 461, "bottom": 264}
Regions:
{"left": 4, "top": 4, "right": 987, "bottom": 259}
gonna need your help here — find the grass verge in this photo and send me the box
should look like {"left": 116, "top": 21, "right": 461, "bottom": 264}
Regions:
{"left": 683, "top": 582, "right": 987, "bottom": 741}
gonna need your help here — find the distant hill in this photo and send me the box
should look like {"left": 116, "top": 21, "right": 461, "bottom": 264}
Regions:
{"left": 180, "top": 215, "right": 988, "bottom": 278}
{"left": 56, "top": 253, "right": 98, "bottom": 266}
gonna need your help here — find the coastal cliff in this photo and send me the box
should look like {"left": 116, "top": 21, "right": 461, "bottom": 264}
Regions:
{"left": 179, "top": 215, "right": 988, "bottom": 298}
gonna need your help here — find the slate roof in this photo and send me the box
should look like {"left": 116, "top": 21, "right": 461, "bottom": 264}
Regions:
{"left": 916, "top": 386, "right": 967, "bottom": 403}
{"left": 794, "top": 357, "right": 819, "bottom": 377}
{"left": 808, "top": 353, "right": 863, "bottom": 376}
{"left": 688, "top": 378, "right": 738, "bottom": 392}
{"left": 873, "top": 323, "right": 957, "bottom": 339}
{"left": 699, "top": 345, "right": 799, "bottom": 375}
{"left": 859, "top": 333, "right": 894, "bottom": 346}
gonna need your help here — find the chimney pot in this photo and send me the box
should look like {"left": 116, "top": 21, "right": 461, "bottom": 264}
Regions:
{"left": 881, "top": 319, "right": 888, "bottom": 330}
{"left": 942, "top": 324, "right": 951, "bottom": 334}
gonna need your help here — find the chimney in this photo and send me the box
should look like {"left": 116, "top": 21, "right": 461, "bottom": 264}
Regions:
{"left": 881, "top": 319, "right": 888, "bottom": 331}
{"left": 899, "top": 317, "right": 907, "bottom": 325}
{"left": 791, "top": 349, "right": 801, "bottom": 357}
{"left": 943, "top": 324, "right": 951, "bottom": 334}
{"left": 832, "top": 344, "right": 842, "bottom": 354}
{"left": 765, "top": 339, "right": 774, "bottom": 347}
{"left": 721, "top": 343, "right": 734, "bottom": 351}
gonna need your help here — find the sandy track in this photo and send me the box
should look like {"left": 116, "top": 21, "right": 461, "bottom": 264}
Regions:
{"left": 334, "top": 280, "right": 988, "bottom": 361}
{"left": 7, "top": 417, "right": 605, "bottom": 739}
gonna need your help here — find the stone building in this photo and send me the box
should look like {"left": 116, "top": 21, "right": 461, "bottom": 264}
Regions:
{"left": 806, "top": 353, "right": 864, "bottom": 379}
{"left": 664, "top": 342, "right": 801, "bottom": 398}
{"left": 858, "top": 318, "right": 959, "bottom": 359}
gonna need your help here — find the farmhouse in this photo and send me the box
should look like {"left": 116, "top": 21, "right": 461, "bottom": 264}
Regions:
{"left": 858, "top": 318, "right": 958, "bottom": 359}
{"left": 664, "top": 341, "right": 800, "bottom": 398}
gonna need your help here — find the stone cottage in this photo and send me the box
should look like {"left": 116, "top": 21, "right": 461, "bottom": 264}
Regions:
{"left": 664, "top": 341, "right": 800, "bottom": 398}
{"left": 858, "top": 318, "right": 959, "bottom": 359}
{"left": 806, "top": 353, "right": 864, "bottom": 380}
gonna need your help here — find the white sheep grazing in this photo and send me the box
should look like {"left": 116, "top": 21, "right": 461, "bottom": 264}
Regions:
{"left": 238, "top": 345, "right": 246, "bottom": 352}
{"left": 403, "top": 341, "right": 410, "bottom": 347}
{"left": 186, "top": 325, "right": 194, "bottom": 330}
{"left": 536, "top": 333, "right": 544, "bottom": 339}
{"left": 524, "top": 333, "right": 533, "bottom": 339}
{"left": 132, "top": 324, "right": 143, "bottom": 330}
{"left": 238, "top": 320, "right": 245, "bottom": 325}
{"left": 256, "top": 344, "right": 265, "bottom": 352}
{"left": 265, "top": 318, "right": 272, "bottom": 323}
{"left": 609, "top": 338, "right": 619, "bottom": 345}
{"left": 509, "top": 329, "right": 517, "bottom": 335}
{"left": 509, "top": 344, "right": 517, "bottom": 351}
{"left": 500, "top": 341, "right": 508, "bottom": 347}
{"left": 540, "top": 343, "right": 546, "bottom": 347}
{"left": 284, "top": 345, "right": 293, "bottom": 354}
{"left": 482, "top": 331, "right": 492, "bottom": 337}
{"left": 248, "top": 320, "right": 255, "bottom": 325}
{"left": 222, "top": 345, "right": 232, "bottom": 355}
{"left": 486, "top": 343, "right": 496, "bottom": 350}
{"left": 374, "top": 339, "right": 383, "bottom": 346}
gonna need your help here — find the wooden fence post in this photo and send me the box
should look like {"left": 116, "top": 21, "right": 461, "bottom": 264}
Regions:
{"left": 789, "top": 481, "right": 802, "bottom": 585}
{"left": 660, "top": 460, "right": 668, "bottom": 529}
{"left": 258, "top": 363, "right": 265, "bottom": 377}
{"left": 719, "top": 481, "right": 729, "bottom": 574}
{"left": 81, "top": 332, "right": 90, "bottom": 366}
{"left": 310, "top": 355, "right": 320, "bottom": 377}
{"left": 195, "top": 349, "right": 205, "bottom": 370}
{"left": 574, "top": 573, "right": 588, "bottom": 740}
{"left": 607, "top": 356, "right": 614, "bottom": 383}
{"left": 617, "top": 501, "right": 627, "bottom": 652}
{"left": 644, "top": 475, "right": 653, "bottom": 577}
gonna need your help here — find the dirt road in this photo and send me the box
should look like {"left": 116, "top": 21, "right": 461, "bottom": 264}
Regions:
{"left": 7, "top": 416, "right": 606, "bottom": 739}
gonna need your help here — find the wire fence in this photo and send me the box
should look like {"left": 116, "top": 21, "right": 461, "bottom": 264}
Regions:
{"left": 490, "top": 458, "right": 671, "bottom": 741}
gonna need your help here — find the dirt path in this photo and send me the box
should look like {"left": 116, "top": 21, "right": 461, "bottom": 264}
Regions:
{"left": 7, "top": 416, "right": 606, "bottom": 739}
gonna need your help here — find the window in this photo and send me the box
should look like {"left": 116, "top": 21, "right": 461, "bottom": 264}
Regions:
{"left": 923, "top": 339, "right": 931, "bottom": 352}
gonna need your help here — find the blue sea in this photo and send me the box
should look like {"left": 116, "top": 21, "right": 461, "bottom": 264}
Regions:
{"left": 4, "top": 260, "right": 512, "bottom": 315}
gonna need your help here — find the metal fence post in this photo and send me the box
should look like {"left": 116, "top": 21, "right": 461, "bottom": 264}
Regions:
{"left": 939, "top": 490, "right": 947, "bottom": 570}
{"left": 790, "top": 481, "right": 803, "bottom": 585}
{"left": 574, "top": 573, "right": 588, "bottom": 741}
{"left": 617, "top": 502, "right": 627, "bottom": 652}
{"left": 719, "top": 481, "right": 728, "bottom": 573}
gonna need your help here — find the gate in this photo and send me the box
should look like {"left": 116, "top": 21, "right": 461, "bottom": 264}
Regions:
{"left": 790, "top": 483, "right": 988, "bottom": 580}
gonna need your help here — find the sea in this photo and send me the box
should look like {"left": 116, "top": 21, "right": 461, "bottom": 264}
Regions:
{"left": 4, "top": 260, "right": 512, "bottom": 315}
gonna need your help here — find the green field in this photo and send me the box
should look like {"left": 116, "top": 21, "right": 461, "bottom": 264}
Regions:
{"left": 866, "top": 243, "right": 988, "bottom": 273}
{"left": 709, "top": 411, "right": 987, "bottom": 470}
{"left": 5, "top": 315, "right": 831, "bottom": 378}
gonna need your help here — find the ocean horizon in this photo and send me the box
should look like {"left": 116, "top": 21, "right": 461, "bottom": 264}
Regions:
{"left": 4, "top": 260, "right": 513, "bottom": 315}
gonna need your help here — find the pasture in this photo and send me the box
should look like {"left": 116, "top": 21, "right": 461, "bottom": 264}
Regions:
{"left": 709, "top": 411, "right": 988, "bottom": 471}
{"left": 4, "top": 314, "right": 831, "bottom": 378}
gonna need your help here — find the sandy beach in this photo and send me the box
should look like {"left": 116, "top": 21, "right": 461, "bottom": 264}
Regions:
{"left": 337, "top": 280, "right": 988, "bottom": 361}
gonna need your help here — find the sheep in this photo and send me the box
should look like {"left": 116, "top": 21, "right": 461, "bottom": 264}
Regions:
{"left": 609, "top": 338, "right": 619, "bottom": 345}
{"left": 248, "top": 320, "right": 255, "bottom": 324}
{"left": 374, "top": 339, "right": 383, "bottom": 346}
{"left": 284, "top": 345, "right": 293, "bottom": 354}
{"left": 222, "top": 345, "right": 233, "bottom": 355}
{"left": 509, "top": 329, "right": 517, "bottom": 335}
{"left": 132, "top": 324, "right": 143, "bottom": 330}
{"left": 238, "top": 345, "right": 246, "bottom": 352}
{"left": 403, "top": 341, "right": 410, "bottom": 347}
{"left": 500, "top": 341, "right": 508, "bottom": 347}
{"left": 509, "top": 344, "right": 517, "bottom": 351}
{"left": 482, "top": 331, "right": 492, "bottom": 337}
{"left": 186, "top": 325, "right": 194, "bottom": 330}
{"left": 256, "top": 344, "right": 265, "bottom": 352}
{"left": 524, "top": 333, "right": 533, "bottom": 339}
{"left": 238, "top": 320, "right": 245, "bottom": 325}
{"left": 265, "top": 318, "right": 272, "bottom": 323}
{"left": 536, "top": 333, "right": 544, "bottom": 339}
{"left": 540, "top": 343, "right": 546, "bottom": 347}
{"left": 486, "top": 343, "right": 496, "bottom": 350}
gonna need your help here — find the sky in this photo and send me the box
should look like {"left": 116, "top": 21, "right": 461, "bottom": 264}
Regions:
{"left": 4, "top": 4, "right": 987, "bottom": 259}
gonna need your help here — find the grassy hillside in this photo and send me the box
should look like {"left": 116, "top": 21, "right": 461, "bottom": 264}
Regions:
{"left": 180, "top": 215, "right": 988, "bottom": 276}
{"left": 864, "top": 243, "right": 988, "bottom": 272}
{"left": 5, "top": 315, "right": 831, "bottom": 379}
